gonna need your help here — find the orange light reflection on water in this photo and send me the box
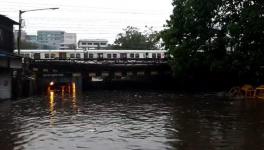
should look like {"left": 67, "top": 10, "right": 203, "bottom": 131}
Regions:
{"left": 49, "top": 90, "right": 56, "bottom": 127}
{"left": 72, "top": 82, "right": 77, "bottom": 111}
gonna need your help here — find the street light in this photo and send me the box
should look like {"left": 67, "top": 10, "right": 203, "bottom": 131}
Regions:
{"left": 17, "top": 7, "right": 59, "bottom": 55}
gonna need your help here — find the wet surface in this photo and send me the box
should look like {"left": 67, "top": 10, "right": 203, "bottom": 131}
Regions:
{"left": 0, "top": 90, "right": 264, "bottom": 150}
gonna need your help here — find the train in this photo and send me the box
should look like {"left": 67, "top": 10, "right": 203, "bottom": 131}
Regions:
{"left": 14, "top": 49, "right": 167, "bottom": 60}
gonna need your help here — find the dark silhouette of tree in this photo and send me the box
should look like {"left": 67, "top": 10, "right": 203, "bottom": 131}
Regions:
{"left": 161, "top": 0, "right": 264, "bottom": 87}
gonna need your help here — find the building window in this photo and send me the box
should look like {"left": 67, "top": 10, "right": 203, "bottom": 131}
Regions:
{"left": 100, "top": 43, "right": 106, "bottom": 45}
{"left": 113, "top": 54, "right": 117, "bottom": 58}
{"left": 135, "top": 54, "right": 140, "bottom": 58}
{"left": 88, "top": 43, "right": 93, "bottom": 45}
{"left": 89, "top": 54, "right": 94, "bottom": 59}
{"left": 130, "top": 53, "right": 134, "bottom": 58}
{"left": 94, "top": 43, "right": 99, "bottom": 45}
{"left": 82, "top": 42, "right": 87, "bottom": 45}
{"left": 76, "top": 53, "right": 81, "bottom": 58}
{"left": 45, "top": 54, "right": 49, "bottom": 58}
{"left": 107, "top": 54, "right": 111, "bottom": 59}
{"left": 70, "top": 53, "right": 75, "bottom": 58}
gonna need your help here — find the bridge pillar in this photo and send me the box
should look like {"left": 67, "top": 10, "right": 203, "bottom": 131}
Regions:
{"left": 72, "top": 73, "right": 82, "bottom": 91}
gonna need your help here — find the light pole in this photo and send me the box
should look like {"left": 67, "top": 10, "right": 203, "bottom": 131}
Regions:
{"left": 17, "top": 7, "right": 59, "bottom": 55}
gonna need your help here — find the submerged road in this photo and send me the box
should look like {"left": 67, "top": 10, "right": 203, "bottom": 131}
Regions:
{"left": 0, "top": 90, "right": 264, "bottom": 150}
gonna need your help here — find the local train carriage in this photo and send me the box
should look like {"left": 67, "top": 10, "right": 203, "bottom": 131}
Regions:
{"left": 14, "top": 49, "right": 167, "bottom": 60}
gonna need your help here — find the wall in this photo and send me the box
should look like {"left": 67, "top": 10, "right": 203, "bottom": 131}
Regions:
{"left": 0, "top": 71, "right": 11, "bottom": 100}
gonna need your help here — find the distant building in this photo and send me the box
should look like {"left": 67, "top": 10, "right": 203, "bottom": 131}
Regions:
{"left": 0, "top": 15, "right": 21, "bottom": 100}
{"left": 59, "top": 33, "right": 77, "bottom": 50}
{"left": 37, "top": 31, "right": 77, "bottom": 50}
{"left": 37, "top": 30, "right": 65, "bottom": 49}
{"left": 26, "top": 35, "right": 37, "bottom": 44}
{"left": 64, "top": 33, "right": 76, "bottom": 44}
{"left": 14, "top": 30, "right": 27, "bottom": 41}
{"left": 78, "top": 39, "right": 108, "bottom": 50}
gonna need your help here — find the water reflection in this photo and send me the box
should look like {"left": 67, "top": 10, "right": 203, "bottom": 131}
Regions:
{"left": 72, "top": 82, "right": 77, "bottom": 111}
{"left": 49, "top": 91, "right": 55, "bottom": 126}
{"left": 0, "top": 91, "right": 264, "bottom": 150}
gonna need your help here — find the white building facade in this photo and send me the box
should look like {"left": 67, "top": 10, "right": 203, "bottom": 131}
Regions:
{"left": 78, "top": 39, "right": 108, "bottom": 50}
{"left": 59, "top": 33, "right": 77, "bottom": 50}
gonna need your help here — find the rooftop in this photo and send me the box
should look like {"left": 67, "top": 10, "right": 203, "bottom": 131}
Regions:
{"left": 0, "top": 14, "right": 19, "bottom": 25}
{"left": 79, "top": 39, "right": 108, "bottom": 42}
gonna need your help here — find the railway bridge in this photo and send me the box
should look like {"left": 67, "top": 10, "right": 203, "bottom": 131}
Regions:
{"left": 27, "top": 58, "right": 172, "bottom": 91}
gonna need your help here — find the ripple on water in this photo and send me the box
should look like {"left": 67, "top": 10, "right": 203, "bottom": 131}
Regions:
{"left": 0, "top": 91, "right": 264, "bottom": 150}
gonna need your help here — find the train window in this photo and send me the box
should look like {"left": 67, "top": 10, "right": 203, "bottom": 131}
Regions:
{"left": 70, "top": 53, "right": 75, "bottom": 58}
{"left": 107, "top": 54, "right": 111, "bottom": 59}
{"left": 76, "top": 53, "right": 81, "bottom": 58}
{"left": 113, "top": 54, "right": 117, "bottom": 58}
{"left": 135, "top": 54, "right": 140, "bottom": 59}
{"left": 45, "top": 53, "right": 49, "bottom": 58}
{"left": 89, "top": 54, "right": 94, "bottom": 58}
{"left": 157, "top": 53, "right": 161, "bottom": 59}
{"left": 130, "top": 53, "right": 134, "bottom": 58}
{"left": 51, "top": 53, "right": 56, "bottom": 58}
{"left": 34, "top": 53, "right": 41, "bottom": 59}
{"left": 152, "top": 53, "right": 157, "bottom": 59}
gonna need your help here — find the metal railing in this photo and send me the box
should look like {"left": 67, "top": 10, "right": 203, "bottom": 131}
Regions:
{"left": 29, "top": 58, "right": 168, "bottom": 65}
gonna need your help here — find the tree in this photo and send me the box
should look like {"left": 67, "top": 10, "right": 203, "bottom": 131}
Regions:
{"left": 161, "top": 0, "right": 264, "bottom": 87}
{"left": 112, "top": 26, "right": 160, "bottom": 50}
{"left": 15, "top": 40, "right": 38, "bottom": 49}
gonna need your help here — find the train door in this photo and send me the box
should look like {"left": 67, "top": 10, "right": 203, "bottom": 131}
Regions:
{"left": 84, "top": 53, "right": 88, "bottom": 59}
{"left": 98, "top": 53, "right": 103, "bottom": 59}
{"left": 34, "top": 53, "right": 41, "bottom": 59}
{"left": 120, "top": 53, "right": 127, "bottom": 59}
{"left": 59, "top": 52, "right": 66, "bottom": 59}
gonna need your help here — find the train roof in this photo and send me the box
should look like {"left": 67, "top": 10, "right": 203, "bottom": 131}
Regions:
{"left": 14, "top": 49, "right": 167, "bottom": 53}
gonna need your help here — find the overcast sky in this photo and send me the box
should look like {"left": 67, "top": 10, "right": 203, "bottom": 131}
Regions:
{"left": 0, "top": 0, "right": 173, "bottom": 43}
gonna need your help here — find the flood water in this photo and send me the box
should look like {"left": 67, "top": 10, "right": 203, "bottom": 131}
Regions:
{"left": 0, "top": 89, "right": 264, "bottom": 150}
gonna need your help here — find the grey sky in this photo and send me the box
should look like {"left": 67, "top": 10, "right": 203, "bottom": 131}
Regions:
{"left": 0, "top": 0, "right": 173, "bottom": 43}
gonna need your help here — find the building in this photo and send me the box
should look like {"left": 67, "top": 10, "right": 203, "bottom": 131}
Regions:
{"left": 78, "top": 39, "right": 108, "bottom": 50}
{"left": 59, "top": 33, "right": 77, "bottom": 50}
{"left": 14, "top": 30, "right": 27, "bottom": 41}
{"left": 37, "top": 31, "right": 77, "bottom": 50}
{"left": 0, "top": 15, "right": 22, "bottom": 100}
{"left": 26, "top": 35, "right": 37, "bottom": 44}
{"left": 64, "top": 33, "right": 76, "bottom": 44}
{"left": 37, "top": 30, "right": 65, "bottom": 49}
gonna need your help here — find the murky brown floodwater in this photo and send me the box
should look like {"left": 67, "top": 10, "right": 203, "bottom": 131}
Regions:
{"left": 0, "top": 90, "right": 264, "bottom": 150}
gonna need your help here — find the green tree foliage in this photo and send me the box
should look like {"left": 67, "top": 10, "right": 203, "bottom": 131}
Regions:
{"left": 161, "top": 0, "right": 264, "bottom": 86}
{"left": 112, "top": 26, "right": 160, "bottom": 50}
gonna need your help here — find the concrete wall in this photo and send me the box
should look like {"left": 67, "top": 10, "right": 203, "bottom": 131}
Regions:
{"left": 0, "top": 71, "right": 11, "bottom": 100}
